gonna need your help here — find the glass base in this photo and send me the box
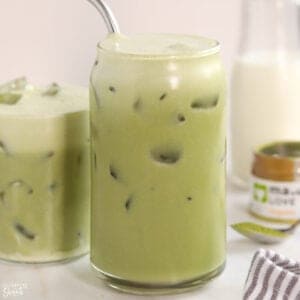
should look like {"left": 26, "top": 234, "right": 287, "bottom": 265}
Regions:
{"left": 91, "top": 262, "right": 226, "bottom": 295}
{"left": 0, "top": 249, "right": 88, "bottom": 265}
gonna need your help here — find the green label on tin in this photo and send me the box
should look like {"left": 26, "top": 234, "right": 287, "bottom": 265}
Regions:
{"left": 250, "top": 176, "right": 300, "bottom": 221}
{"left": 253, "top": 182, "right": 268, "bottom": 203}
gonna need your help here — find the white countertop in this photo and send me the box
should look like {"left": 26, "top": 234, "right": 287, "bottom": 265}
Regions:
{"left": 0, "top": 183, "right": 299, "bottom": 300}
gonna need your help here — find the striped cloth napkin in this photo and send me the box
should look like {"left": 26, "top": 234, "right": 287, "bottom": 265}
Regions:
{"left": 244, "top": 249, "right": 300, "bottom": 300}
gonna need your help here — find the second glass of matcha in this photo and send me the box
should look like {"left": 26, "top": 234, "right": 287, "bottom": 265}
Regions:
{"left": 90, "top": 33, "right": 226, "bottom": 294}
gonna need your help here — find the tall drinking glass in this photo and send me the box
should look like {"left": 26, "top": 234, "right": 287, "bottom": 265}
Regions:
{"left": 90, "top": 33, "right": 226, "bottom": 294}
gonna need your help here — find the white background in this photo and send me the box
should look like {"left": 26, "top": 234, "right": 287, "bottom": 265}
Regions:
{"left": 0, "top": 0, "right": 241, "bottom": 86}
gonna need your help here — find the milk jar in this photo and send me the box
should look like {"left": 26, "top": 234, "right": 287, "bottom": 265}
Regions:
{"left": 231, "top": 0, "right": 300, "bottom": 187}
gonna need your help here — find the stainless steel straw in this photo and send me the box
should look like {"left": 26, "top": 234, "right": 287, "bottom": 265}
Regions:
{"left": 86, "top": 0, "right": 120, "bottom": 34}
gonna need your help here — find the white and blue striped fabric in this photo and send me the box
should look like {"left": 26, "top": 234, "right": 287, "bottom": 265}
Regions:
{"left": 244, "top": 249, "right": 300, "bottom": 300}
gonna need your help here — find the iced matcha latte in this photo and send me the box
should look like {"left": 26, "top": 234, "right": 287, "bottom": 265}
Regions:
{"left": 0, "top": 78, "right": 90, "bottom": 262}
{"left": 90, "top": 34, "right": 226, "bottom": 293}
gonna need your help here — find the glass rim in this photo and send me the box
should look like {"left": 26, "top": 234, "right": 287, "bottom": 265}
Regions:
{"left": 97, "top": 33, "right": 220, "bottom": 60}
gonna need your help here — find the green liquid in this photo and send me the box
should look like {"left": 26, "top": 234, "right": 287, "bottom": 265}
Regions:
{"left": 91, "top": 34, "right": 226, "bottom": 285}
{"left": 0, "top": 83, "right": 90, "bottom": 262}
{"left": 0, "top": 149, "right": 90, "bottom": 262}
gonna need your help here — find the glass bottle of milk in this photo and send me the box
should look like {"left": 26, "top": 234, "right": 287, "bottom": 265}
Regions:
{"left": 231, "top": 0, "right": 300, "bottom": 187}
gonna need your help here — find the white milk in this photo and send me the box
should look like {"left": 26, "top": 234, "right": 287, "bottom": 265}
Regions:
{"left": 231, "top": 53, "right": 300, "bottom": 185}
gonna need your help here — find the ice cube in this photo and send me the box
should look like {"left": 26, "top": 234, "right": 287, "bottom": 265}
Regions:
{"left": 0, "top": 93, "right": 22, "bottom": 105}
{"left": 42, "top": 83, "right": 60, "bottom": 96}
{"left": 0, "top": 77, "right": 28, "bottom": 105}
{"left": 0, "top": 77, "right": 28, "bottom": 93}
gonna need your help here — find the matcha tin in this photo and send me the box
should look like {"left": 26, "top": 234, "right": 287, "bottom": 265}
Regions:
{"left": 250, "top": 141, "right": 300, "bottom": 222}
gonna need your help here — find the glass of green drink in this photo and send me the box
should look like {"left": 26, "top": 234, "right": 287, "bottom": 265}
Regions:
{"left": 90, "top": 33, "right": 226, "bottom": 294}
{"left": 0, "top": 78, "right": 90, "bottom": 263}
